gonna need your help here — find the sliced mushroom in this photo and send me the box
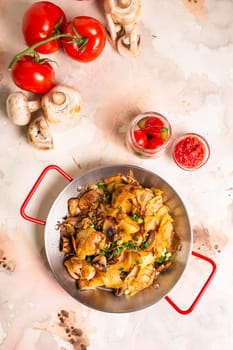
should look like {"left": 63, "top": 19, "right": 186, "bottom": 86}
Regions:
{"left": 121, "top": 171, "right": 139, "bottom": 185}
{"left": 60, "top": 236, "right": 72, "bottom": 254}
{"left": 156, "top": 260, "right": 173, "bottom": 273}
{"left": 58, "top": 217, "right": 81, "bottom": 236}
{"left": 92, "top": 255, "right": 107, "bottom": 272}
{"left": 27, "top": 115, "right": 53, "bottom": 150}
{"left": 81, "top": 217, "right": 94, "bottom": 229}
{"left": 6, "top": 91, "right": 41, "bottom": 126}
{"left": 41, "top": 84, "right": 81, "bottom": 124}
{"left": 115, "top": 264, "right": 139, "bottom": 296}
{"left": 78, "top": 190, "right": 100, "bottom": 211}
{"left": 103, "top": 218, "right": 116, "bottom": 241}
{"left": 108, "top": 251, "right": 125, "bottom": 264}
{"left": 104, "top": 0, "right": 141, "bottom": 57}
{"left": 142, "top": 230, "right": 156, "bottom": 250}
{"left": 68, "top": 198, "right": 80, "bottom": 217}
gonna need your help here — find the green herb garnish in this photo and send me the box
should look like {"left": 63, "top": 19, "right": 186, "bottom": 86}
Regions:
{"left": 141, "top": 241, "right": 150, "bottom": 249}
{"left": 156, "top": 252, "right": 172, "bottom": 264}
{"left": 97, "top": 181, "right": 105, "bottom": 189}
{"left": 131, "top": 214, "right": 143, "bottom": 223}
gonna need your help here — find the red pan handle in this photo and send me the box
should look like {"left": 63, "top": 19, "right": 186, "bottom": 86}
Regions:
{"left": 20, "top": 164, "right": 73, "bottom": 226}
{"left": 165, "top": 250, "right": 217, "bottom": 315}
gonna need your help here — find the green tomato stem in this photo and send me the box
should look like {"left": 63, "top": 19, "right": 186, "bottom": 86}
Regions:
{"left": 8, "top": 33, "right": 74, "bottom": 69}
{"left": 71, "top": 24, "right": 88, "bottom": 51}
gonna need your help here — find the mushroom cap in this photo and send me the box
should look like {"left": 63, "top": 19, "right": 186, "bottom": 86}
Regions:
{"left": 92, "top": 255, "right": 107, "bottom": 272}
{"left": 6, "top": 91, "right": 32, "bottom": 126}
{"left": 104, "top": 0, "right": 141, "bottom": 26}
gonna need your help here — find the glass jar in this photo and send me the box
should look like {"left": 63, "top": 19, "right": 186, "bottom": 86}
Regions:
{"left": 126, "top": 111, "right": 172, "bottom": 159}
{"left": 172, "top": 133, "right": 210, "bottom": 170}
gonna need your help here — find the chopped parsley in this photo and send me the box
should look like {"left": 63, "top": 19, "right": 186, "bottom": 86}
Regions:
{"left": 156, "top": 252, "right": 172, "bottom": 264}
{"left": 141, "top": 241, "right": 150, "bottom": 249}
{"left": 97, "top": 181, "right": 105, "bottom": 189}
{"left": 131, "top": 214, "right": 143, "bottom": 223}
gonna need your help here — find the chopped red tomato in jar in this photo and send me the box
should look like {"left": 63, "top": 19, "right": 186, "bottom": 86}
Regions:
{"left": 147, "top": 136, "right": 164, "bottom": 149}
{"left": 144, "top": 116, "right": 165, "bottom": 128}
{"left": 137, "top": 116, "right": 165, "bottom": 129}
{"left": 134, "top": 130, "right": 149, "bottom": 148}
{"left": 126, "top": 111, "right": 172, "bottom": 158}
{"left": 173, "top": 135, "right": 207, "bottom": 169}
{"left": 134, "top": 115, "right": 169, "bottom": 150}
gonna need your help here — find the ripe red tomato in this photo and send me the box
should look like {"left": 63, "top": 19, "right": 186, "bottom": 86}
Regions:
{"left": 147, "top": 136, "right": 164, "bottom": 149}
{"left": 22, "top": 1, "right": 66, "bottom": 54}
{"left": 134, "top": 130, "right": 148, "bottom": 148}
{"left": 144, "top": 117, "right": 164, "bottom": 128}
{"left": 11, "top": 55, "right": 55, "bottom": 94}
{"left": 62, "top": 16, "right": 106, "bottom": 62}
{"left": 141, "top": 127, "right": 162, "bottom": 137}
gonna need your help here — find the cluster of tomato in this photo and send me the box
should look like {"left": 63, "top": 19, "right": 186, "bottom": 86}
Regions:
{"left": 9, "top": 1, "right": 107, "bottom": 94}
{"left": 134, "top": 116, "right": 168, "bottom": 150}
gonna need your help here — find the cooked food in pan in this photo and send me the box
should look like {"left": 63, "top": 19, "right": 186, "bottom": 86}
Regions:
{"left": 58, "top": 170, "right": 180, "bottom": 296}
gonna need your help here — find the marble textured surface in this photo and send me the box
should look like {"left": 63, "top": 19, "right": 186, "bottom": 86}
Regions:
{"left": 0, "top": 0, "right": 233, "bottom": 349}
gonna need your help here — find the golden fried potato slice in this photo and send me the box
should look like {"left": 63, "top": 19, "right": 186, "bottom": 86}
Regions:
{"left": 103, "top": 174, "right": 123, "bottom": 193}
{"left": 76, "top": 228, "right": 106, "bottom": 260}
{"left": 64, "top": 257, "right": 82, "bottom": 280}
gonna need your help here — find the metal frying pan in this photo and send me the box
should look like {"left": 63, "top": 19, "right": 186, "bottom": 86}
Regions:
{"left": 21, "top": 164, "right": 216, "bottom": 314}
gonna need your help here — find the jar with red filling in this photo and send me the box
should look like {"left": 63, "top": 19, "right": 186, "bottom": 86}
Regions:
{"left": 172, "top": 133, "right": 210, "bottom": 170}
{"left": 126, "top": 112, "right": 172, "bottom": 158}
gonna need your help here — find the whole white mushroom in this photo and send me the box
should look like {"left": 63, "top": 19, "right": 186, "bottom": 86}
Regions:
{"left": 6, "top": 91, "right": 41, "bottom": 126}
{"left": 27, "top": 115, "right": 53, "bottom": 150}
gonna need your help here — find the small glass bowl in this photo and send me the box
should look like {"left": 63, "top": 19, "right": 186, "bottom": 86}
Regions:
{"left": 126, "top": 111, "right": 172, "bottom": 159}
{"left": 172, "top": 133, "right": 210, "bottom": 171}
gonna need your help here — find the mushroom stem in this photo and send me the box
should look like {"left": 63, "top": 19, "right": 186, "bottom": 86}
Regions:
{"left": 50, "top": 91, "right": 67, "bottom": 106}
{"left": 119, "top": 0, "right": 131, "bottom": 7}
{"left": 117, "top": 24, "right": 141, "bottom": 57}
{"left": 28, "top": 99, "right": 41, "bottom": 113}
{"left": 104, "top": 0, "right": 141, "bottom": 57}
{"left": 41, "top": 84, "right": 81, "bottom": 124}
